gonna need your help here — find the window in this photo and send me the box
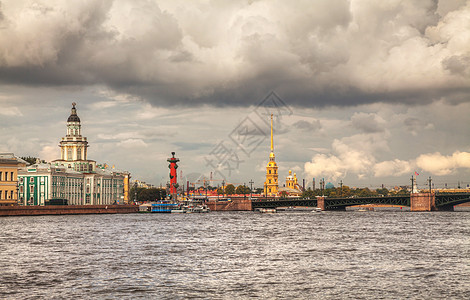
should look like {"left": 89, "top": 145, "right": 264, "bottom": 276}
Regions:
{"left": 20, "top": 186, "right": 23, "bottom": 193}
{"left": 11, "top": 172, "right": 14, "bottom": 181}
{"left": 30, "top": 177, "right": 34, "bottom": 183}
{"left": 0, "top": 191, "right": 2, "bottom": 199}
{"left": 10, "top": 191, "right": 13, "bottom": 199}
{"left": 269, "top": 170, "right": 271, "bottom": 174}
{"left": 0, "top": 172, "right": 2, "bottom": 181}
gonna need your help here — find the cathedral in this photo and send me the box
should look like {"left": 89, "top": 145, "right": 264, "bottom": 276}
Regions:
{"left": 265, "top": 114, "right": 279, "bottom": 196}
{"left": 264, "top": 114, "right": 303, "bottom": 197}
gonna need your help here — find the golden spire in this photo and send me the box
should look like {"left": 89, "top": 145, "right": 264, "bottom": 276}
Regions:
{"left": 270, "top": 114, "right": 273, "bottom": 152}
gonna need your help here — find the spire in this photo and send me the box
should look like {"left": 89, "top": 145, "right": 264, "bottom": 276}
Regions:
{"left": 270, "top": 114, "right": 273, "bottom": 152}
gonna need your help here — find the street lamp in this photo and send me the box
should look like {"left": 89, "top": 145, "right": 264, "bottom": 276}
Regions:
{"left": 222, "top": 180, "right": 225, "bottom": 198}
{"left": 134, "top": 182, "right": 138, "bottom": 203}
{"left": 249, "top": 179, "right": 254, "bottom": 200}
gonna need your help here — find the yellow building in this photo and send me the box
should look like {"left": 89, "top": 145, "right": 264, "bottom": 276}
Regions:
{"left": 0, "top": 153, "right": 27, "bottom": 206}
{"left": 281, "top": 170, "right": 302, "bottom": 197}
{"left": 265, "top": 114, "right": 278, "bottom": 196}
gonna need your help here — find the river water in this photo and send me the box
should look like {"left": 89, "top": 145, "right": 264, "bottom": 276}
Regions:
{"left": 1, "top": 211, "right": 469, "bottom": 299}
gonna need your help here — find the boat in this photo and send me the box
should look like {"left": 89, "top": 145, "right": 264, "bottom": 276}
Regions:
{"left": 256, "top": 208, "right": 277, "bottom": 213}
{"left": 188, "top": 205, "right": 210, "bottom": 213}
{"left": 151, "top": 202, "right": 181, "bottom": 213}
{"left": 150, "top": 202, "right": 210, "bottom": 213}
{"left": 311, "top": 207, "right": 322, "bottom": 213}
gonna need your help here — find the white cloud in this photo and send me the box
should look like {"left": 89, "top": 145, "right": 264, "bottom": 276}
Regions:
{"left": 39, "top": 145, "right": 57, "bottom": 162}
{"left": 374, "top": 159, "right": 413, "bottom": 177}
{"left": 416, "top": 151, "right": 470, "bottom": 175}
{"left": 117, "top": 138, "right": 148, "bottom": 149}
{"left": 304, "top": 136, "right": 379, "bottom": 181}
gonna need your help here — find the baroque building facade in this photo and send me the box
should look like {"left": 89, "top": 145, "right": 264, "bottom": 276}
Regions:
{"left": 0, "top": 153, "right": 27, "bottom": 206}
{"left": 18, "top": 103, "right": 130, "bottom": 206}
{"left": 264, "top": 114, "right": 279, "bottom": 196}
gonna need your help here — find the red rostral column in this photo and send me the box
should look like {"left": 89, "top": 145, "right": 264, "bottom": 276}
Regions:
{"left": 167, "top": 152, "right": 180, "bottom": 195}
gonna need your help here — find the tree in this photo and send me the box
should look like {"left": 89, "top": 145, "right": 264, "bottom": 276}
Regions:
{"left": 225, "top": 184, "right": 235, "bottom": 195}
{"left": 217, "top": 187, "right": 224, "bottom": 195}
{"left": 130, "top": 187, "right": 166, "bottom": 202}
{"left": 302, "top": 189, "right": 316, "bottom": 199}
{"left": 255, "top": 188, "right": 264, "bottom": 194}
{"left": 280, "top": 191, "right": 288, "bottom": 199}
{"left": 376, "top": 188, "right": 389, "bottom": 196}
{"left": 21, "top": 156, "right": 38, "bottom": 165}
{"left": 236, "top": 185, "right": 250, "bottom": 195}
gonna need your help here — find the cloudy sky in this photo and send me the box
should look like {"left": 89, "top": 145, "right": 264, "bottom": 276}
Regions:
{"left": 1, "top": 0, "right": 469, "bottom": 190}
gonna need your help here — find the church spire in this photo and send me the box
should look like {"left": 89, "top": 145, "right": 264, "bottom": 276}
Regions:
{"left": 270, "top": 113, "right": 273, "bottom": 152}
{"left": 265, "top": 113, "right": 278, "bottom": 196}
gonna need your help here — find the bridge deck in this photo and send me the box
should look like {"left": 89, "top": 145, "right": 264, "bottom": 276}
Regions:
{"left": 251, "top": 193, "right": 470, "bottom": 211}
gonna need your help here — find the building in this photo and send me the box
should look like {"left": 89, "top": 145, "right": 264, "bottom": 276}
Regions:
{"left": 264, "top": 114, "right": 279, "bottom": 196}
{"left": 279, "top": 170, "right": 302, "bottom": 197}
{"left": 0, "top": 153, "right": 27, "bottom": 206}
{"left": 52, "top": 102, "right": 96, "bottom": 172}
{"left": 18, "top": 103, "right": 130, "bottom": 206}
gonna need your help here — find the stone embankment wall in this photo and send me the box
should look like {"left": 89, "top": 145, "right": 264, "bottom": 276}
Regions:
{"left": 207, "top": 199, "right": 252, "bottom": 211}
{"left": 0, "top": 205, "right": 139, "bottom": 216}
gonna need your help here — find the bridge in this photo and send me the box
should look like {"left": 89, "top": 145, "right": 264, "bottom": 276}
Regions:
{"left": 251, "top": 193, "right": 470, "bottom": 211}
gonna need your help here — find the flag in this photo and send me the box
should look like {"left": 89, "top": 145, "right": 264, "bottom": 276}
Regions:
{"left": 415, "top": 171, "right": 419, "bottom": 176}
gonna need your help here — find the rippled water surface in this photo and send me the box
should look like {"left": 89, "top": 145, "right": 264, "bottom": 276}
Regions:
{"left": 1, "top": 211, "right": 469, "bottom": 299}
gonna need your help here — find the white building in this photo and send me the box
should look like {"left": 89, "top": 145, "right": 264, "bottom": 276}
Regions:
{"left": 18, "top": 103, "right": 130, "bottom": 205}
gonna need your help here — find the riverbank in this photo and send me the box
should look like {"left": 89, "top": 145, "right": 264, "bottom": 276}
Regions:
{"left": 0, "top": 205, "right": 139, "bottom": 217}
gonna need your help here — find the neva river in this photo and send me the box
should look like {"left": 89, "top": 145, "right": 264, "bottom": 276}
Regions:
{"left": 1, "top": 211, "right": 469, "bottom": 299}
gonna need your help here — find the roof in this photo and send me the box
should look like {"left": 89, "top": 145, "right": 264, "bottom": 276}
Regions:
{"left": 67, "top": 103, "right": 81, "bottom": 122}
{"left": 0, "top": 153, "right": 28, "bottom": 165}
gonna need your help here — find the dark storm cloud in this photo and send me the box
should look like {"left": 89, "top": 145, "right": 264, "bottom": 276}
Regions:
{"left": 293, "top": 120, "right": 322, "bottom": 132}
{"left": 0, "top": 0, "right": 469, "bottom": 108}
{"left": 351, "top": 113, "right": 384, "bottom": 133}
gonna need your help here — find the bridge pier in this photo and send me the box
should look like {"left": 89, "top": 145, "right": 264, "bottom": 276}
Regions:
{"left": 317, "top": 197, "right": 325, "bottom": 211}
{"left": 410, "top": 192, "right": 436, "bottom": 211}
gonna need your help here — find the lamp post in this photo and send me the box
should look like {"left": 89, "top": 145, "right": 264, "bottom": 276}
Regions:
{"left": 249, "top": 179, "right": 254, "bottom": 200}
{"left": 134, "top": 181, "right": 137, "bottom": 203}
{"left": 222, "top": 180, "right": 225, "bottom": 198}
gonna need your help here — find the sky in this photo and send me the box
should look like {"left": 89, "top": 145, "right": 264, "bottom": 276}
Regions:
{"left": 1, "top": 0, "right": 469, "bottom": 190}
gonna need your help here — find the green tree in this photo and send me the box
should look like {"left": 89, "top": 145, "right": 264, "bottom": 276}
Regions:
{"left": 217, "top": 187, "right": 224, "bottom": 195}
{"left": 21, "top": 156, "right": 38, "bottom": 165}
{"left": 376, "top": 188, "right": 389, "bottom": 196}
{"left": 235, "top": 185, "right": 250, "bottom": 195}
{"left": 356, "top": 188, "right": 376, "bottom": 197}
{"left": 225, "top": 184, "right": 235, "bottom": 195}
{"left": 302, "top": 189, "right": 316, "bottom": 199}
